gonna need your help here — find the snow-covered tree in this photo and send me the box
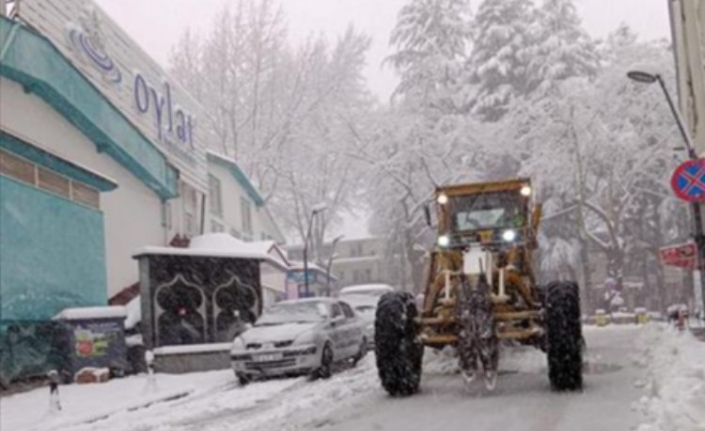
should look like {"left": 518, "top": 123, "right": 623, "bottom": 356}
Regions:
{"left": 386, "top": 0, "right": 473, "bottom": 112}
{"left": 168, "top": 1, "right": 372, "bottom": 249}
{"left": 468, "top": 0, "right": 537, "bottom": 121}
{"left": 523, "top": 0, "right": 600, "bottom": 94}
{"left": 501, "top": 29, "right": 683, "bottom": 310}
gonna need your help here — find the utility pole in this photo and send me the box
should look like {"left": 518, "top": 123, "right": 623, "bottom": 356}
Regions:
{"left": 628, "top": 70, "right": 705, "bottom": 317}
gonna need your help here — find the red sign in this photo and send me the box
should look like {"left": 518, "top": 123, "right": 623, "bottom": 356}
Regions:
{"left": 671, "top": 159, "right": 705, "bottom": 202}
{"left": 659, "top": 243, "right": 698, "bottom": 269}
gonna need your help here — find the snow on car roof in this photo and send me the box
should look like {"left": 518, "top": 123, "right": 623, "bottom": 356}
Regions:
{"left": 340, "top": 284, "right": 394, "bottom": 294}
{"left": 275, "top": 297, "right": 336, "bottom": 305}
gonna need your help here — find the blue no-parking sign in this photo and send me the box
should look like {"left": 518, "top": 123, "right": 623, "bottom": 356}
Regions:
{"left": 671, "top": 159, "right": 705, "bottom": 202}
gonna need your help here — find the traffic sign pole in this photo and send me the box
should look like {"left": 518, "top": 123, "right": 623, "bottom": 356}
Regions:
{"left": 692, "top": 202, "right": 705, "bottom": 318}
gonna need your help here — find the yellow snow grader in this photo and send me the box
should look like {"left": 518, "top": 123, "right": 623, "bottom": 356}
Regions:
{"left": 374, "top": 178, "right": 583, "bottom": 396}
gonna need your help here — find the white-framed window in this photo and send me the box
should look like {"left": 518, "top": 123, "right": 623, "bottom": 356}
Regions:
{"left": 241, "top": 197, "right": 252, "bottom": 235}
{"left": 161, "top": 202, "right": 172, "bottom": 229}
{"left": 208, "top": 174, "right": 223, "bottom": 216}
{"left": 181, "top": 182, "right": 200, "bottom": 236}
{"left": 230, "top": 228, "right": 241, "bottom": 239}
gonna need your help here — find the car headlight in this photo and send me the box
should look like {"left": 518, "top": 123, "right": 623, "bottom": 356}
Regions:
{"left": 231, "top": 336, "right": 245, "bottom": 353}
{"left": 438, "top": 235, "right": 450, "bottom": 247}
{"left": 293, "top": 330, "right": 316, "bottom": 345}
{"left": 502, "top": 229, "right": 517, "bottom": 242}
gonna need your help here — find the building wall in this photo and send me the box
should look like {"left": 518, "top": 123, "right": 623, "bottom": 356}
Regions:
{"left": 0, "top": 176, "right": 107, "bottom": 319}
{"left": 207, "top": 161, "right": 282, "bottom": 243}
{"left": 0, "top": 78, "right": 165, "bottom": 296}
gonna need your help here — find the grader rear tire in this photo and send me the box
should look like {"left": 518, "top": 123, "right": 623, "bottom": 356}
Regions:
{"left": 545, "top": 281, "right": 583, "bottom": 391}
{"left": 374, "top": 291, "right": 423, "bottom": 396}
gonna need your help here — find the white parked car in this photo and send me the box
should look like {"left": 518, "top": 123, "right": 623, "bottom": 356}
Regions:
{"left": 339, "top": 284, "right": 395, "bottom": 346}
{"left": 230, "top": 298, "right": 367, "bottom": 385}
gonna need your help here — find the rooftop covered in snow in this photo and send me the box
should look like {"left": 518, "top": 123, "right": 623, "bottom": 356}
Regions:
{"left": 133, "top": 234, "right": 290, "bottom": 271}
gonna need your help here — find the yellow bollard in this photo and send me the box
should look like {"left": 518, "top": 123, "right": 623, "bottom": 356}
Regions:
{"left": 595, "top": 309, "right": 608, "bottom": 327}
{"left": 635, "top": 307, "right": 648, "bottom": 325}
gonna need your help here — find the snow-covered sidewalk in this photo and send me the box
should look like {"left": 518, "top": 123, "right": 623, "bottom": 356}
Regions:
{"left": 633, "top": 324, "right": 705, "bottom": 431}
{"left": 1, "top": 370, "right": 242, "bottom": 431}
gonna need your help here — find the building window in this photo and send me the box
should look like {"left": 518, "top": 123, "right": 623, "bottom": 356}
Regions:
{"left": 241, "top": 197, "right": 252, "bottom": 235}
{"left": 230, "top": 228, "right": 241, "bottom": 239}
{"left": 364, "top": 268, "right": 372, "bottom": 282}
{"left": 351, "top": 242, "right": 363, "bottom": 257}
{"left": 72, "top": 181, "right": 100, "bottom": 208}
{"left": 182, "top": 183, "right": 200, "bottom": 236}
{"left": 0, "top": 149, "right": 34, "bottom": 184}
{"left": 0, "top": 149, "right": 100, "bottom": 209}
{"left": 208, "top": 174, "right": 223, "bottom": 216}
{"left": 38, "top": 167, "right": 70, "bottom": 198}
{"left": 211, "top": 220, "right": 224, "bottom": 233}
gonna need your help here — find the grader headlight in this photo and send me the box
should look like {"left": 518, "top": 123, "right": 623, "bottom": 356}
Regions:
{"left": 520, "top": 185, "right": 532, "bottom": 197}
{"left": 437, "top": 235, "right": 450, "bottom": 248}
{"left": 502, "top": 229, "right": 517, "bottom": 242}
{"left": 437, "top": 193, "right": 449, "bottom": 205}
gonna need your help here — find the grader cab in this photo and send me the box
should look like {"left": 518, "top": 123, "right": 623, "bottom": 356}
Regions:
{"left": 374, "top": 178, "right": 583, "bottom": 396}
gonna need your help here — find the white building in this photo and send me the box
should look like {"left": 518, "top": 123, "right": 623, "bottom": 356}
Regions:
{"left": 0, "top": 0, "right": 284, "bottom": 321}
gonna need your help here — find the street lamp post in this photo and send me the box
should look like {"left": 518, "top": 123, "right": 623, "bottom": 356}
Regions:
{"left": 325, "top": 235, "right": 345, "bottom": 296}
{"left": 628, "top": 70, "right": 705, "bottom": 316}
{"left": 303, "top": 203, "right": 327, "bottom": 298}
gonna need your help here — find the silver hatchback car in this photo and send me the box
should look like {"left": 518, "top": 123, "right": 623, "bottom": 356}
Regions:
{"left": 230, "top": 298, "right": 367, "bottom": 384}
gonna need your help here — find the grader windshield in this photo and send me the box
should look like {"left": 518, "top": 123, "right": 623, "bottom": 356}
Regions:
{"left": 435, "top": 180, "right": 533, "bottom": 247}
{"left": 451, "top": 191, "right": 527, "bottom": 232}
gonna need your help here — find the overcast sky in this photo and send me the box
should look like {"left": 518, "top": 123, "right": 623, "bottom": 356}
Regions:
{"left": 95, "top": 0, "right": 672, "bottom": 102}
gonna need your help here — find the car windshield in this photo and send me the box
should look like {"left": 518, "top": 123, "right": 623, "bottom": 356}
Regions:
{"left": 255, "top": 301, "right": 327, "bottom": 326}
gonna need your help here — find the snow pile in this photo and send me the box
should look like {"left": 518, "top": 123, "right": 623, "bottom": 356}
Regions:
{"left": 229, "top": 356, "right": 379, "bottom": 431}
{"left": 124, "top": 296, "right": 141, "bottom": 329}
{"left": 633, "top": 324, "right": 705, "bottom": 431}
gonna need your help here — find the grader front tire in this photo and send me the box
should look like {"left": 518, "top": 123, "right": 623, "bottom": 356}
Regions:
{"left": 545, "top": 281, "right": 583, "bottom": 391}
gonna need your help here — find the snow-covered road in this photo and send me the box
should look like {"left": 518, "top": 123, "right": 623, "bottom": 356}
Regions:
{"left": 310, "top": 325, "right": 644, "bottom": 431}
{"left": 6, "top": 325, "right": 696, "bottom": 431}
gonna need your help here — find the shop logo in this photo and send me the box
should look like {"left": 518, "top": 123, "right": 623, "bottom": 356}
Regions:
{"left": 66, "top": 3, "right": 122, "bottom": 84}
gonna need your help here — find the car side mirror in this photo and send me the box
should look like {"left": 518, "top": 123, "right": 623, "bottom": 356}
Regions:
{"left": 330, "top": 315, "right": 344, "bottom": 327}
{"left": 423, "top": 204, "right": 432, "bottom": 227}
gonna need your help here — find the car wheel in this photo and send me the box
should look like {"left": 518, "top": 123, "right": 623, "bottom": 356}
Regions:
{"left": 236, "top": 373, "right": 251, "bottom": 387}
{"left": 312, "top": 343, "right": 333, "bottom": 380}
{"left": 352, "top": 337, "right": 368, "bottom": 366}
